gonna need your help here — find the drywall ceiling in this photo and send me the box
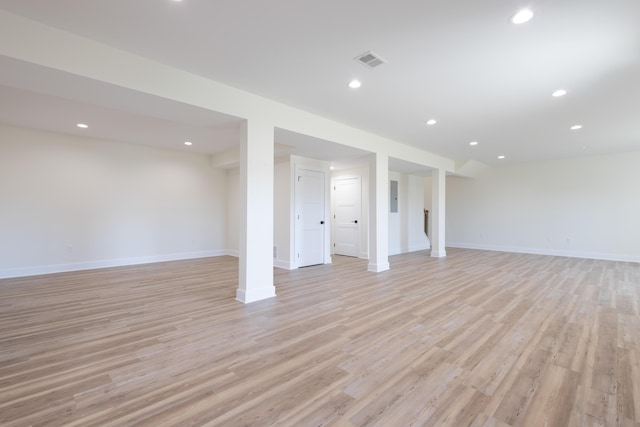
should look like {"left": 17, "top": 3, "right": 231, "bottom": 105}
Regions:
{"left": 0, "top": 0, "right": 639, "bottom": 166}
{"left": 275, "top": 129, "right": 371, "bottom": 166}
{"left": 0, "top": 55, "right": 243, "bottom": 155}
{"left": 0, "top": 84, "right": 242, "bottom": 155}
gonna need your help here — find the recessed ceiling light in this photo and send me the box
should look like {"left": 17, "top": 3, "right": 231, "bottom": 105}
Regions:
{"left": 498, "top": 155, "right": 506, "bottom": 159}
{"left": 426, "top": 119, "right": 437, "bottom": 126}
{"left": 552, "top": 89, "right": 567, "bottom": 97}
{"left": 469, "top": 141, "right": 478, "bottom": 146}
{"left": 330, "top": 166, "right": 335, "bottom": 170}
{"left": 184, "top": 141, "right": 193, "bottom": 146}
{"left": 511, "top": 9, "right": 534, "bottom": 24}
{"left": 77, "top": 123, "right": 88, "bottom": 129}
{"left": 348, "top": 80, "right": 362, "bottom": 89}
{"left": 570, "top": 125, "right": 583, "bottom": 130}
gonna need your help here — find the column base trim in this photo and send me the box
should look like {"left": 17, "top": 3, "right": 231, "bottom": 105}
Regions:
{"left": 236, "top": 287, "right": 276, "bottom": 304}
{"left": 367, "top": 262, "right": 390, "bottom": 273}
{"left": 431, "top": 250, "right": 447, "bottom": 258}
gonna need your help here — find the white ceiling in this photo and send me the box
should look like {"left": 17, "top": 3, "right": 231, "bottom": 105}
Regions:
{"left": 0, "top": 84, "right": 244, "bottom": 155}
{"left": 0, "top": 0, "right": 639, "bottom": 168}
{"left": 0, "top": 55, "right": 243, "bottom": 155}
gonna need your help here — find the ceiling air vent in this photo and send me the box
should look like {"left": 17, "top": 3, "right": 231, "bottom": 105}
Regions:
{"left": 354, "top": 51, "right": 387, "bottom": 69}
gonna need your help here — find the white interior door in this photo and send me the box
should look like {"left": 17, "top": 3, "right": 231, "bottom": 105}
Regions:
{"left": 333, "top": 177, "right": 360, "bottom": 257}
{"left": 295, "top": 169, "right": 325, "bottom": 267}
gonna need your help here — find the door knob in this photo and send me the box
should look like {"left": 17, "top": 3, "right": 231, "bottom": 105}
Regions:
{"left": 353, "top": 220, "right": 358, "bottom": 224}
{"left": 320, "top": 221, "right": 325, "bottom": 224}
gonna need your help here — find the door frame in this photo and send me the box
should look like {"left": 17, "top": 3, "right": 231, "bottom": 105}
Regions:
{"left": 331, "top": 175, "right": 361, "bottom": 258}
{"left": 294, "top": 164, "right": 331, "bottom": 268}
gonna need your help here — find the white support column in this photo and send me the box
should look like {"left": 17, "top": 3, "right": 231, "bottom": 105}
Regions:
{"left": 431, "top": 168, "right": 447, "bottom": 258}
{"left": 236, "top": 119, "right": 276, "bottom": 303}
{"left": 368, "top": 152, "right": 390, "bottom": 272}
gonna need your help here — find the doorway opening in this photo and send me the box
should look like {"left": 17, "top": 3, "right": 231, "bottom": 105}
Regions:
{"left": 332, "top": 176, "right": 361, "bottom": 258}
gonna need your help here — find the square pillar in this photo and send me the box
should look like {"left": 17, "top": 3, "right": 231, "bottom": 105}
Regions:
{"left": 368, "top": 152, "right": 390, "bottom": 272}
{"left": 236, "top": 119, "right": 276, "bottom": 303}
{"left": 431, "top": 168, "right": 447, "bottom": 258}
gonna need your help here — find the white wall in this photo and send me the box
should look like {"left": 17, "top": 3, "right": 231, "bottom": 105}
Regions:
{"left": 331, "top": 167, "right": 429, "bottom": 259}
{"left": 423, "top": 176, "right": 433, "bottom": 240}
{"left": 447, "top": 151, "right": 640, "bottom": 262}
{"left": 0, "top": 124, "right": 228, "bottom": 278}
{"left": 389, "top": 171, "right": 430, "bottom": 255}
{"left": 228, "top": 155, "right": 330, "bottom": 270}
{"left": 273, "top": 159, "right": 292, "bottom": 269}
{"left": 407, "top": 174, "right": 430, "bottom": 252}
{"left": 226, "top": 168, "right": 239, "bottom": 256}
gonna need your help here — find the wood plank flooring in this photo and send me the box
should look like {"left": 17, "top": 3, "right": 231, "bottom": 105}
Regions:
{"left": 1, "top": 248, "right": 639, "bottom": 426}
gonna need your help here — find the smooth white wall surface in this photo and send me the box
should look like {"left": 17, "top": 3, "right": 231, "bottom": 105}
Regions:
{"left": 407, "top": 174, "right": 430, "bottom": 252}
{"left": 447, "top": 151, "right": 640, "bottom": 262}
{"left": 389, "top": 171, "right": 406, "bottom": 254}
{"left": 389, "top": 171, "right": 430, "bottom": 255}
{"left": 210, "top": 155, "right": 329, "bottom": 270}
{"left": 273, "top": 159, "right": 292, "bottom": 269}
{"left": 0, "top": 124, "right": 228, "bottom": 278}
{"left": 226, "top": 168, "right": 239, "bottom": 255}
{"left": 423, "top": 176, "right": 434, "bottom": 242}
{"left": 236, "top": 119, "right": 276, "bottom": 303}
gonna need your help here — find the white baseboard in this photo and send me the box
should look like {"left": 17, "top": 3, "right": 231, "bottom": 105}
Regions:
{"left": 430, "top": 250, "right": 447, "bottom": 258}
{"left": 274, "top": 259, "right": 294, "bottom": 270}
{"left": 226, "top": 249, "right": 239, "bottom": 257}
{"left": 389, "top": 244, "right": 431, "bottom": 256}
{"left": 367, "top": 261, "right": 390, "bottom": 272}
{"left": 412, "top": 244, "right": 431, "bottom": 252}
{"left": 236, "top": 286, "right": 277, "bottom": 304}
{"left": 446, "top": 242, "right": 640, "bottom": 263}
{"left": 0, "top": 250, "right": 228, "bottom": 279}
{"left": 274, "top": 257, "right": 332, "bottom": 270}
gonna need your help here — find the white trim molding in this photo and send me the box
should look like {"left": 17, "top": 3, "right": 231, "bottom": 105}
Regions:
{"left": 0, "top": 250, "right": 228, "bottom": 280}
{"left": 446, "top": 242, "right": 640, "bottom": 263}
{"left": 367, "top": 262, "right": 390, "bottom": 273}
{"left": 274, "top": 259, "right": 295, "bottom": 270}
{"left": 236, "top": 287, "right": 277, "bottom": 304}
{"left": 389, "top": 244, "right": 430, "bottom": 256}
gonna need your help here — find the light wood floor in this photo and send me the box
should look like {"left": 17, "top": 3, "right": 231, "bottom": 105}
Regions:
{"left": 1, "top": 249, "right": 639, "bottom": 426}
